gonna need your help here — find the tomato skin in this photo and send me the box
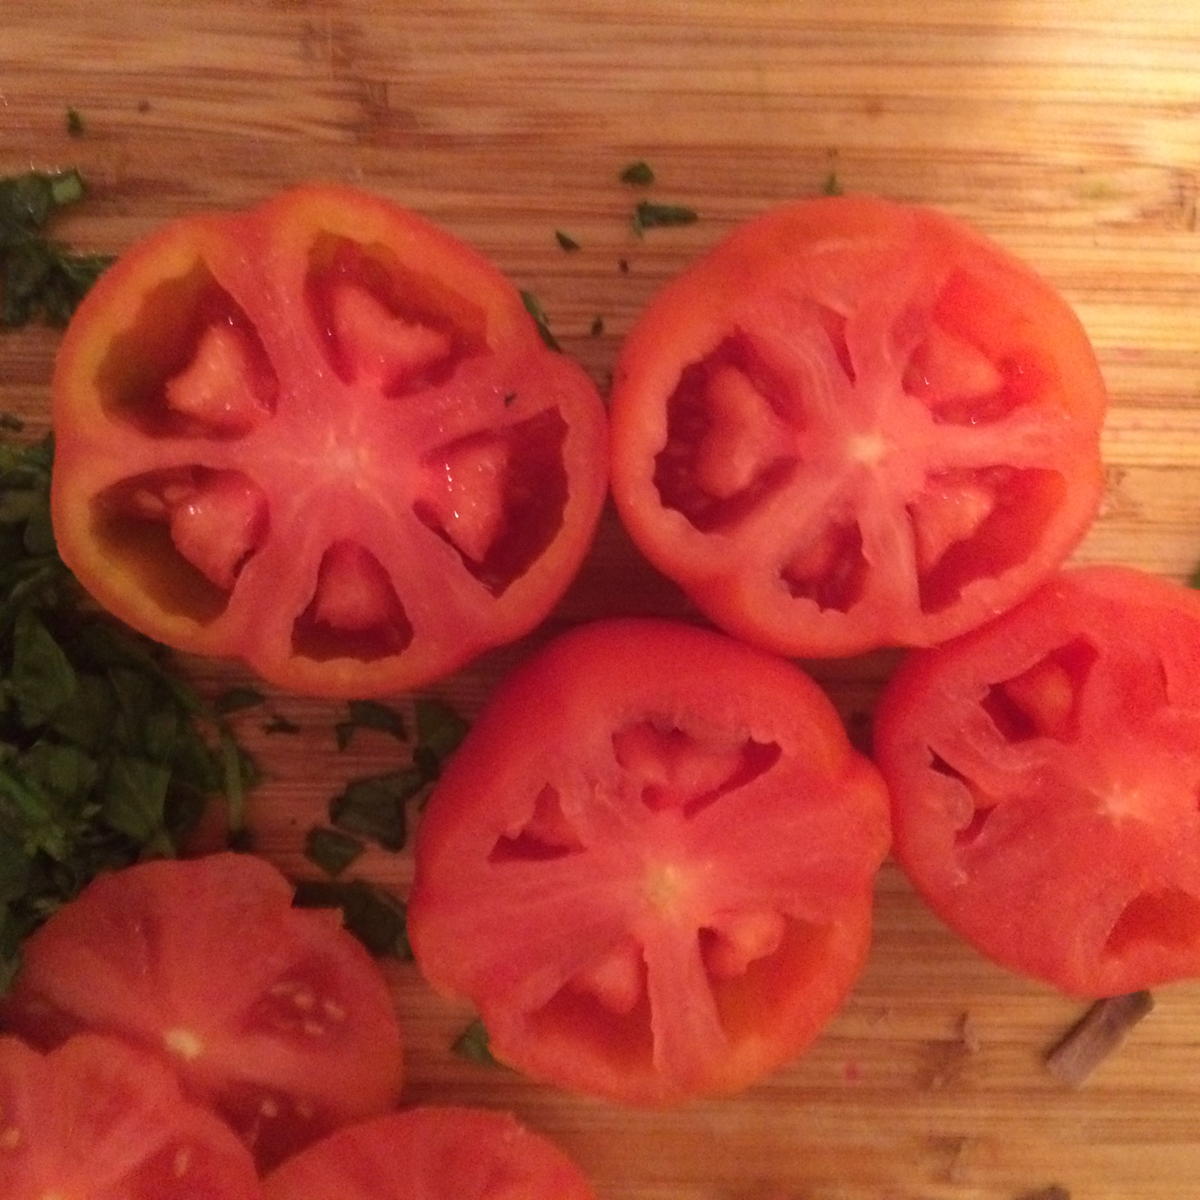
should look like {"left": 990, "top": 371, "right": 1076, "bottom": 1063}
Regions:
{"left": 51, "top": 184, "right": 608, "bottom": 697}
{"left": 874, "top": 566, "right": 1200, "bottom": 997}
{"left": 610, "top": 195, "right": 1106, "bottom": 657}
{"left": 0, "top": 853, "right": 404, "bottom": 1171}
{"left": 0, "top": 1033, "right": 260, "bottom": 1199}
{"left": 260, "top": 1105, "right": 596, "bottom": 1200}
{"left": 409, "top": 618, "right": 890, "bottom": 1105}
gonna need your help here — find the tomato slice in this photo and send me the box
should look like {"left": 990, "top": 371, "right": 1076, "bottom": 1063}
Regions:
{"left": 260, "top": 1106, "right": 596, "bottom": 1200}
{"left": 408, "top": 618, "right": 890, "bottom": 1105}
{"left": 0, "top": 853, "right": 404, "bottom": 1170}
{"left": 51, "top": 185, "right": 607, "bottom": 697}
{"left": 874, "top": 566, "right": 1200, "bottom": 997}
{"left": 0, "top": 1033, "right": 260, "bottom": 1199}
{"left": 609, "top": 195, "right": 1107, "bottom": 657}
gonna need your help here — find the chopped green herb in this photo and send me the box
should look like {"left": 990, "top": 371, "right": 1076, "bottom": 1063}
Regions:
{"left": 822, "top": 170, "right": 844, "bottom": 196}
{"left": 619, "top": 160, "right": 656, "bottom": 187}
{"left": 65, "top": 108, "right": 85, "bottom": 137}
{"left": 632, "top": 200, "right": 698, "bottom": 237}
{"left": 0, "top": 169, "right": 114, "bottom": 327}
{"left": 617, "top": 257, "right": 630, "bottom": 275}
{"left": 451, "top": 1017, "right": 503, "bottom": 1067}
{"left": 414, "top": 697, "right": 469, "bottom": 778}
{"left": 554, "top": 230, "right": 581, "bottom": 252}
{"left": 329, "top": 766, "right": 427, "bottom": 851}
{"left": 293, "top": 878, "right": 411, "bottom": 959}
{"left": 519, "top": 289, "right": 561, "bottom": 352}
{"left": 218, "top": 725, "right": 259, "bottom": 845}
{"left": 263, "top": 713, "right": 301, "bottom": 735}
{"left": 590, "top": 315, "right": 605, "bottom": 337}
{"left": 335, "top": 699, "right": 407, "bottom": 751}
{"left": 304, "top": 826, "right": 365, "bottom": 876}
{"left": 212, "top": 686, "right": 266, "bottom": 716}
{"left": 1188, "top": 562, "right": 1200, "bottom": 589}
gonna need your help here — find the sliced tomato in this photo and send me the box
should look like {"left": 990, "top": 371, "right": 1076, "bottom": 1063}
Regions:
{"left": 51, "top": 184, "right": 607, "bottom": 697}
{"left": 874, "top": 566, "right": 1200, "bottom": 996}
{"left": 0, "top": 853, "right": 404, "bottom": 1170}
{"left": 609, "top": 195, "right": 1107, "bottom": 657}
{"left": 260, "top": 1106, "right": 596, "bottom": 1200}
{"left": 408, "top": 618, "right": 890, "bottom": 1105}
{"left": 0, "top": 1033, "right": 260, "bottom": 1199}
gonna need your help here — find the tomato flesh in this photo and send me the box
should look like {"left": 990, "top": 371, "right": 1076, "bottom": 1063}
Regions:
{"left": 409, "top": 618, "right": 890, "bottom": 1105}
{"left": 874, "top": 566, "right": 1200, "bottom": 996}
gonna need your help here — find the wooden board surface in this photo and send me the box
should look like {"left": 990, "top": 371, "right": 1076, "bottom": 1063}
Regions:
{"left": 3, "top": 2, "right": 1200, "bottom": 1197}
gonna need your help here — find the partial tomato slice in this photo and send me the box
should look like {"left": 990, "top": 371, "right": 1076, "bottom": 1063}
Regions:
{"left": 609, "top": 195, "right": 1107, "bottom": 657}
{"left": 0, "top": 853, "right": 404, "bottom": 1171}
{"left": 261, "top": 1106, "right": 596, "bottom": 1200}
{"left": 0, "top": 1033, "right": 260, "bottom": 1200}
{"left": 408, "top": 618, "right": 890, "bottom": 1105}
{"left": 874, "top": 566, "right": 1200, "bottom": 997}
{"left": 51, "top": 184, "right": 607, "bottom": 697}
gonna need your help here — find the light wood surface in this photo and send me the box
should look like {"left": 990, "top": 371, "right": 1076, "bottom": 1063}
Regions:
{"left": 3, "top": 3, "right": 1200, "bottom": 1197}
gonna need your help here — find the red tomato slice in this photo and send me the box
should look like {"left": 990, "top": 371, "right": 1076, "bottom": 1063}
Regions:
{"left": 609, "top": 195, "right": 1107, "bottom": 657}
{"left": 874, "top": 566, "right": 1200, "bottom": 997}
{"left": 0, "top": 853, "right": 404, "bottom": 1170}
{"left": 260, "top": 1106, "right": 596, "bottom": 1200}
{"left": 0, "top": 1033, "right": 260, "bottom": 1199}
{"left": 408, "top": 618, "right": 890, "bottom": 1105}
{"left": 51, "top": 185, "right": 607, "bottom": 697}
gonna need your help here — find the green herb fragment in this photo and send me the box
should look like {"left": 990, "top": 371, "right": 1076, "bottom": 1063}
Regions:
{"left": 619, "top": 160, "right": 655, "bottom": 186}
{"left": 519, "top": 289, "right": 561, "bottom": 352}
{"left": 304, "top": 826, "right": 365, "bottom": 877}
{"left": 218, "top": 725, "right": 259, "bottom": 845}
{"left": 263, "top": 713, "right": 301, "bottom": 734}
{"left": 822, "top": 170, "right": 844, "bottom": 196}
{"left": 0, "top": 169, "right": 114, "bottom": 327}
{"left": 329, "top": 767, "right": 427, "bottom": 851}
{"left": 414, "top": 697, "right": 469, "bottom": 777}
{"left": 617, "top": 257, "right": 630, "bottom": 275}
{"left": 335, "top": 699, "right": 406, "bottom": 750}
{"left": 451, "top": 1017, "right": 503, "bottom": 1067}
{"left": 1188, "top": 562, "right": 1200, "bottom": 589}
{"left": 554, "top": 230, "right": 581, "bottom": 252}
{"left": 631, "top": 200, "right": 698, "bottom": 237}
{"left": 65, "top": 108, "right": 85, "bottom": 137}
{"left": 293, "top": 878, "right": 411, "bottom": 959}
{"left": 590, "top": 315, "right": 605, "bottom": 337}
{"left": 212, "top": 686, "right": 266, "bottom": 715}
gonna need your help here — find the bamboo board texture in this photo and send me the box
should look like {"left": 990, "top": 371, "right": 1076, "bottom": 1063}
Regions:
{"left": 3, "top": 2, "right": 1200, "bottom": 1198}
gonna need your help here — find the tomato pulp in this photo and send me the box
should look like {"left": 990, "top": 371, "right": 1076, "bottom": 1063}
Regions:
{"left": 875, "top": 566, "right": 1200, "bottom": 996}
{"left": 610, "top": 195, "right": 1107, "bottom": 657}
{"left": 408, "top": 618, "right": 890, "bottom": 1105}
{"left": 51, "top": 185, "right": 608, "bottom": 696}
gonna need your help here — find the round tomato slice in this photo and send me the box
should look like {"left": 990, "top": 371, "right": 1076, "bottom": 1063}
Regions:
{"left": 609, "top": 195, "right": 1107, "bottom": 657}
{"left": 51, "top": 184, "right": 607, "bottom": 697}
{"left": 260, "top": 1106, "right": 596, "bottom": 1200}
{"left": 874, "top": 566, "right": 1200, "bottom": 997}
{"left": 0, "top": 1033, "right": 260, "bottom": 1199}
{"left": 0, "top": 853, "right": 404, "bottom": 1171}
{"left": 408, "top": 618, "right": 889, "bottom": 1105}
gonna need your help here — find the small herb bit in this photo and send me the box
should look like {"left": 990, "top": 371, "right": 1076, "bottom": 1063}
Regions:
{"left": 212, "top": 686, "right": 266, "bottom": 716}
{"left": 1015, "top": 1188, "right": 1070, "bottom": 1200}
{"left": 617, "top": 257, "right": 630, "bottom": 275}
{"left": 335, "top": 699, "right": 407, "bottom": 751}
{"left": 218, "top": 725, "right": 259, "bottom": 845}
{"left": 1188, "top": 561, "right": 1200, "bottom": 588}
{"left": 631, "top": 200, "right": 698, "bottom": 237}
{"left": 414, "top": 697, "right": 469, "bottom": 780}
{"left": 619, "top": 160, "right": 655, "bottom": 187}
{"left": 293, "top": 879, "right": 411, "bottom": 959}
{"left": 452, "top": 1017, "right": 502, "bottom": 1067}
{"left": 304, "top": 826, "right": 365, "bottom": 877}
{"left": 822, "top": 170, "right": 844, "bottom": 196}
{"left": 329, "top": 767, "right": 427, "bottom": 851}
{"left": 590, "top": 315, "right": 605, "bottom": 337}
{"left": 554, "top": 230, "right": 581, "bottom": 252}
{"left": 263, "top": 713, "right": 301, "bottom": 735}
{"left": 65, "top": 108, "right": 85, "bottom": 137}
{"left": 519, "top": 289, "right": 561, "bottom": 352}
{"left": 0, "top": 169, "right": 114, "bottom": 327}
{"left": 1043, "top": 991, "right": 1154, "bottom": 1087}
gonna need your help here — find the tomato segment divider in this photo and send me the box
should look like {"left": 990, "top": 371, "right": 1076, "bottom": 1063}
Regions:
{"left": 408, "top": 618, "right": 891, "bottom": 1105}
{"left": 50, "top": 184, "right": 608, "bottom": 697}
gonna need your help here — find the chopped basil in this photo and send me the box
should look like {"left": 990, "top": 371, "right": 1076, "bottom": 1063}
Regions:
{"left": 65, "top": 108, "right": 85, "bottom": 137}
{"left": 617, "top": 257, "right": 630, "bottom": 275}
{"left": 263, "top": 713, "right": 301, "bottom": 735}
{"left": 335, "top": 698, "right": 407, "bottom": 751}
{"left": 414, "top": 697, "right": 469, "bottom": 777}
{"left": 554, "top": 230, "right": 581, "bottom": 252}
{"left": 1189, "top": 562, "right": 1200, "bottom": 588}
{"left": 293, "top": 878, "right": 411, "bottom": 959}
{"left": 329, "top": 767, "right": 427, "bottom": 851}
{"left": 619, "top": 160, "right": 656, "bottom": 186}
{"left": 451, "top": 1017, "right": 502, "bottom": 1067}
{"left": 822, "top": 170, "right": 844, "bottom": 196}
{"left": 304, "top": 826, "right": 365, "bottom": 877}
{"left": 631, "top": 200, "right": 698, "bottom": 237}
{"left": 590, "top": 315, "right": 605, "bottom": 337}
{"left": 519, "top": 289, "right": 561, "bottom": 352}
{"left": 212, "top": 686, "right": 266, "bottom": 715}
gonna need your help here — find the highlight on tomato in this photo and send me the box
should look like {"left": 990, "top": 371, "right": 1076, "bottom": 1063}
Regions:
{"left": 0, "top": 1033, "right": 261, "bottom": 1199}
{"left": 261, "top": 1105, "right": 596, "bottom": 1200}
{"left": 874, "top": 566, "right": 1200, "bottom": 997}
{"left": 51, "top": 184, "right": 608, "bottom": 697}
{"left": 609, "top": 194, "right": 1107, "bottom": 658}
{"left": 408, "top": 617, "right": 890, "bottom": 1106}
{"left": 0, "top": 852, "right": 404, "bottom": 1171}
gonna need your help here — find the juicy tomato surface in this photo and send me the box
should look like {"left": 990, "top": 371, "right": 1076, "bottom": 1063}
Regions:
{"left": 0, "top": 852, "right": 404, "bottom": 1171}
{"left": 51, "top": 184, "right": 607, "bottom": 697}
{"left": 874, "top": 566, "right": 1200, "bottom": 997}
{"left": 609, "top": 195, "right": 1107, "bottom": 658}
{"left": 261, "top": 1105, "right": 596, "bottom": 1200}
{"left": 0, "top": 1033, "right": 260, "bottom": 1200}
{"left": 408, "top": 618, "right": 890, "bottom": 1105}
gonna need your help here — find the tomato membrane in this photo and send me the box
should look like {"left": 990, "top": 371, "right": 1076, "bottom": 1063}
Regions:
{"left": 610, "top": 195, "right": 1107, "bottom": 657}
{"left": 875, "top": 567, "right": 1200, "bottom": 997}
{"left": 410, "top": 618, "right": 890, "bottom": 1105}
{"left": 52, "top": 185, "right": 607, "bottom": 696}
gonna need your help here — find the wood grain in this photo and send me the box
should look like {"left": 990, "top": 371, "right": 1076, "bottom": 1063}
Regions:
{"left": 3, "top": 2, "right": 1200, "bottom": 1197}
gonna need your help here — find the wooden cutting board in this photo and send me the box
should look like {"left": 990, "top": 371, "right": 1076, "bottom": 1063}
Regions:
{"left": 4, "top": 2, "right": 1200, "bottom": 1197}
